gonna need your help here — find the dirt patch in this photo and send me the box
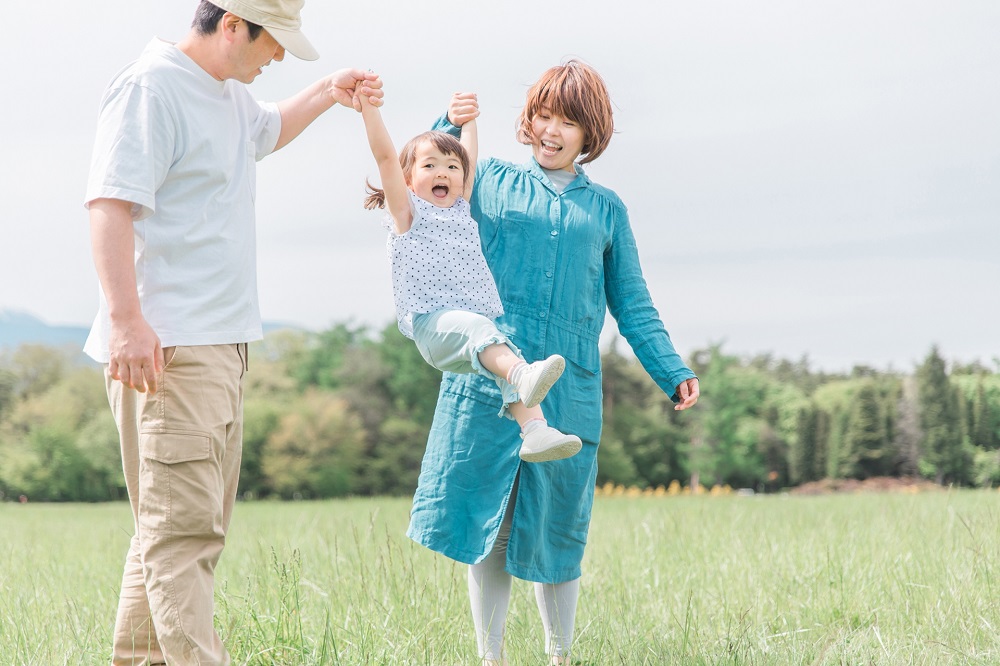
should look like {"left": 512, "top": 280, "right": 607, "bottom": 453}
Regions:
{"left": 791, "top": 476, "right": 942, "bottom": 495}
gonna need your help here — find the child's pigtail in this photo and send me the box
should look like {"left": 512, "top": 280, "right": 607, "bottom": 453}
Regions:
{"left": 364, "top": 179, "right": 387, "bottom": 210}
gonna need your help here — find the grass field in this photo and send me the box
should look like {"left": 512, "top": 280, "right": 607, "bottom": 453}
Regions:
{"left": 2, "top": 490, "right": 1000, "bottom": 665}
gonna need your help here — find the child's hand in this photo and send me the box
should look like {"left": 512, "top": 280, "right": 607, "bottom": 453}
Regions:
{"left": 328, "top": 69, "right": 383, "bottom": 111}
{"left": 353, "top": 79, "right": 375, "bottom": 111}
{"left": 448, "top": 92, "right": 479, "bottom": 126}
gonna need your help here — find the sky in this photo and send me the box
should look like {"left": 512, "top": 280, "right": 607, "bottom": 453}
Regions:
{"left": 1, "top": 0, "right": 997, "bottom": 373}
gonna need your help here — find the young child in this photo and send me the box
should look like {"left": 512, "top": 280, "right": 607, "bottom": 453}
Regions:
{"left": 357, "top": 85, "right": 581, "bottom": 464}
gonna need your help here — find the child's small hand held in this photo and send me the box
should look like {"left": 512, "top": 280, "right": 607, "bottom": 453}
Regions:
{"left": 358, "top": 73, "right": 384, "bottom": 111}
{"left": 329, "top": 69, "right": 383, "bottom": 112}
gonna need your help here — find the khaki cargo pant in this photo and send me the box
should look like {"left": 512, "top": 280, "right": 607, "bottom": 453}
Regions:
{"left": 106, "top": 344, "right": 247, "bottom": 666}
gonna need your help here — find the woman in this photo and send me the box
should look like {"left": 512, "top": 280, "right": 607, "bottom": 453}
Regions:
{"left": 406, "top": 60, "right": 700, "bottom": 665}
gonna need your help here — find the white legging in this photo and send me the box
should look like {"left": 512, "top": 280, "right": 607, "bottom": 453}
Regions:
{"left": 468, "top": 479, "right": 581, "bottom": 662}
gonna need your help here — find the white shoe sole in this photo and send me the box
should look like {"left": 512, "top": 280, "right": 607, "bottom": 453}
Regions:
{"left": 519, "top": 436, "right": 582, "bottom": 463}
{"left": 521, "top": 355, "right": 566, "bottom": 408}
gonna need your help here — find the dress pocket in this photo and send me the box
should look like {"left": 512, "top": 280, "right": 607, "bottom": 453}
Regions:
{"left": 560, "top": 335, "right": 602, "bottom": 376}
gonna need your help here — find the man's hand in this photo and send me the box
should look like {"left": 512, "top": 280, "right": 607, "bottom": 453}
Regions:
{"left": 328, "top": 69, "right": 383, "bottom": 111}
{"left": 448, "top": 92, "right": 479, "bottom": 126}
{"left": 108, "top": 314, "right": 163, "bottom": 394}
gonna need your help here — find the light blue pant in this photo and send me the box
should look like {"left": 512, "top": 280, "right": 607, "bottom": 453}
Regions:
{"left": 412, "top": 309, "right": 524, "bottom": 419}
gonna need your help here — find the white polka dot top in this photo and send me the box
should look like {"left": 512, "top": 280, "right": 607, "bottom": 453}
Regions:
{"left": 386, "top": 190, "right": 504, "bottom": 339}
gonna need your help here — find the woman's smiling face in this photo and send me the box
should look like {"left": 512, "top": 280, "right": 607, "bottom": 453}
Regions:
{"left": 529, "top": 107, "right": 585, "bottom": 172}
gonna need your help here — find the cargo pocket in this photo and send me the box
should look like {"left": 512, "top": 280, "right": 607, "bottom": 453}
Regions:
{"left": 138, "top": 430, "right": 220, "bottom": 537}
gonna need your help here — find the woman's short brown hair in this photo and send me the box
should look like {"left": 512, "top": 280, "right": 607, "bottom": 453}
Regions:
{"left": 516, "top": 59, "right": 615, "bottom": 165}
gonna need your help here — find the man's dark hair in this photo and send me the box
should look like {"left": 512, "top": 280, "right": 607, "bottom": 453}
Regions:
{"left": 192, "top": 1, "right": 264, "bottom": 40}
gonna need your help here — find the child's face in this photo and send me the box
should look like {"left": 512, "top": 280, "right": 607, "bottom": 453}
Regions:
{"left": 530, "top": 107, "right": 585, "bottom": 173}
{"left": 408, "top": 141, "right": 466, "bottom": 208}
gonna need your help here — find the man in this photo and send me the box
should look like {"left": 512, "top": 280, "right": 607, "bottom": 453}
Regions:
{"left": 84, "top": 1, "right": 381, "bottom": 663}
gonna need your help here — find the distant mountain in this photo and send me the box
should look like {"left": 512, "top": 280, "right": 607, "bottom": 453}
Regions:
{"left": 0, "top": 309, "right": 305, "bottom": 353}
{"left": 0, "top": 310, "right": 91, "bottom": 351}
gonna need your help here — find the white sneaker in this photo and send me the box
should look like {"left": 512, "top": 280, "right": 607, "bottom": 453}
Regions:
{"left": 512, "top": 355, "right": 565, "bottom": 408}
{"left": 519, "top": 426, "right": 582, "bottom": 463}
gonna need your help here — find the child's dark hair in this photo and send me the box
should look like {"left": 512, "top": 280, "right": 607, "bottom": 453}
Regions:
{"left": 516, "top": 59, "right": 615, "bottom": 165}
{"left": 364, "top": 131, "right": 471, "bottom": 210}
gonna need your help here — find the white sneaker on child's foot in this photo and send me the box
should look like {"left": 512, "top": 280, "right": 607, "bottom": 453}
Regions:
{"left": 519, "top": 426, "right": 582, "bottom": 463}
{"left": 512, "top": 355, "right": 565, "bottom": 408}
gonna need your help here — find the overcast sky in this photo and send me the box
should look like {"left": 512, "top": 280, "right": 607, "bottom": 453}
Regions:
{"left": 1, "top": 0, "right": 997, "bottom": 372}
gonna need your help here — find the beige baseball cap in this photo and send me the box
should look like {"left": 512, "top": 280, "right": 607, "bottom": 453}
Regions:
{"left": 212, "top": 0, "right": 319, "bottom": 61}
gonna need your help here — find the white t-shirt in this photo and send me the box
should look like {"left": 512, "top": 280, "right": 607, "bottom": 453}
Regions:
{"left": 386, "top": 191, "right": 504, "bottom": 338}
{"left": 84, "top": 38, "right": 281, "bottom": 363}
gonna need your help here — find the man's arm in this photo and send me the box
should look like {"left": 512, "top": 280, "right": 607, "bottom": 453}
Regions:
{"left": 275, "top": 69, "right": 383, "bottom": 151}
{"left": 89, "top": 198, "right": 163, "bottom": 393}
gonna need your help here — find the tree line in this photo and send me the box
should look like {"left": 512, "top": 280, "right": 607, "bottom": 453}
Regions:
{"left": 1, "top": 325, "right": 997, "bottom": 502}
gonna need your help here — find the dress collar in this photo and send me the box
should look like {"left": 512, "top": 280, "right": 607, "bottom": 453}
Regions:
{"left": 524, "top": 158, "right": 591, "bottom": 194}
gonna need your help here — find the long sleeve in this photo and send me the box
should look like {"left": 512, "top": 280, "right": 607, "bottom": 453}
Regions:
{"left": 604, "top": 202, "right": 695, "bottom": 401}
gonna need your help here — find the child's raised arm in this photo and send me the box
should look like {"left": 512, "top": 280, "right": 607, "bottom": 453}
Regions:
{"left": 359, "top": 85, "right": 412, "bottom": 234}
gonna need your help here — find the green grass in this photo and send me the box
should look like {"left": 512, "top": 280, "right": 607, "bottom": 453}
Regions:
{"left": 2, "top": 490, "right": 1000, "bottom": 664}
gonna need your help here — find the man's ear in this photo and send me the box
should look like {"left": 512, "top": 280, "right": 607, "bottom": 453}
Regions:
{"left": 221, "top": 12, "right": 242, "bottom": 41}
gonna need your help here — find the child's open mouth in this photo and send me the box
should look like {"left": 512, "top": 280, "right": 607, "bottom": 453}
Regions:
{"left": 432, "top": 185, "right": 450, "bottom": 198}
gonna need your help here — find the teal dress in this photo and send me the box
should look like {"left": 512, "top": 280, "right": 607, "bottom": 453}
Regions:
{"left": 407, "top": 120, "right": 696, "bottom": 584}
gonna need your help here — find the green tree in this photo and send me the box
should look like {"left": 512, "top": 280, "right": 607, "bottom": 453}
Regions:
{"left": 891, "top": 377, "right": 922, "bottom": 476}
{"left": 791, "top": 406, "right": 819, "bottom": 484}
{"left": 241, "top": 397, "right": 285, "bottom": 498}
{"left": 3, "top": 344, "right": 68, "bottom": 399}
{"left": 620, "top": 405, "right": 687, "bottom": 489}
{"left": 375, "top": 323, "right": 442, "bottom": 425}
{"left": 686, "top": 346, "right": 766, "bottom": 488}
{"left": 813, "top": 379, "right": 879, "bottom": 479}
{"left": 75, "top": 411, "right": 126, "bottom": 500}
{"left": 845, "top": 380, "right": 888, "bottom": 478}
{"left": 0, "top": 366, "right": 120, "bottom": 501}
{"left": 755, "top": 405, "right": 789, "bottom": 489}
{"left": 287, "top": 323, "right": 368, "bottom": 390}
{"left": 972, "top": 379, "right": 999, "bottom": 450}
{"left": 813, "top": 408, "right": 831, "bottom": 480}
{"left": 0, "top": 368, "right": 16, "bottom": 421}
{"left": 314, "top": 324, "right": 441, "bottom": 496}
{"left": 244, "top": 336, "right": 316, "bottom": 497}
{"left": 600, "top": 341, "right": 685, "bottom": 488}
{"left": 917, "top": 347, "right": 967, "bottom": 484}
{"left": 363, "top": 416, "right": 433, "bottom": 495}
{"left": 262, "top": 390, "right": 366, "bottom": 498}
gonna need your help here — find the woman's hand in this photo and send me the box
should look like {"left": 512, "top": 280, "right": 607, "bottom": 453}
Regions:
{"left": 674, "top": 377, "right": 700, "bottom": 411}
{"left": 448, "top": 92, "right": 480, "bottom": 126}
